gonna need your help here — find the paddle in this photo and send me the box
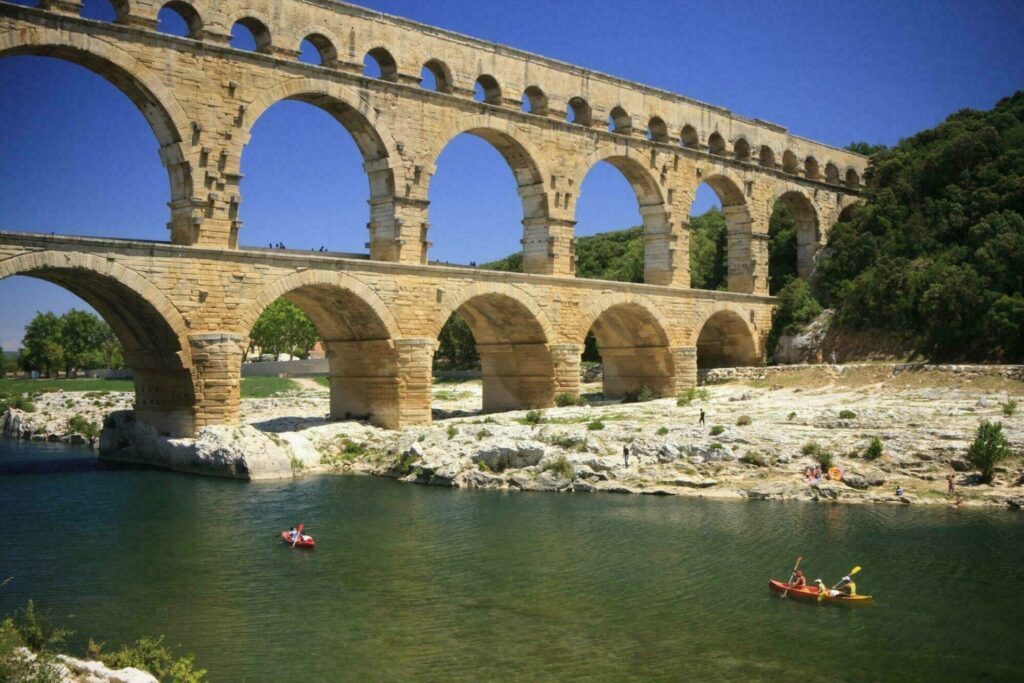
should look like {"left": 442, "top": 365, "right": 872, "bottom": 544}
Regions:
{"left": 291, "top": 522, "right": 304, "bottom": 548}
{"left": 819, "top": 566, "right": 861, "bottom": 602}
{"left": 781, "top": 556, "right": 803, "bottom": 599}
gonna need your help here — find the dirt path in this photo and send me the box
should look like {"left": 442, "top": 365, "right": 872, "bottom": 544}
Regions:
{"left": 291, "top": 377, "right": 327, "bottom": 392}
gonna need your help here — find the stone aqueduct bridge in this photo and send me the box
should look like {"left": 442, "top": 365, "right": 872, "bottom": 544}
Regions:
{"left": 0, "top": 0, "right": 867, "bottom": 437}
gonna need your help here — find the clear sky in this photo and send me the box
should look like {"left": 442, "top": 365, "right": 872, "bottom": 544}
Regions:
{"left": 1, "top": 0, "right": 1023, "bottom": 349}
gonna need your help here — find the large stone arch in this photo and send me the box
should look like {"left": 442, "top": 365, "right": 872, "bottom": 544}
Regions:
{"left": 770, "top": 187, "right": 821, "bottom": 283}
{"left": 239, "top": 269, "right": 407, "bottom": 427}
{"left": 0, "top": 27, "right": 196, "bottom": 244}
{"left": 576, "top": 292, "right": 677, "bottom": 398}
{"left": 689, "top": 169, "right": 761, "bottom": 294}
{"left": 427, "top": 115, "right": 552, "bottom": 266}
{"left": 0, "top": 251, "right": 196, "bottom": 435}
{"left": 691, "top": 305, "right": 761, "bottom": 369}
{"left": 572, "top": 144, "right": 674, "bottom": 285}
{"left": 236, "top": 77, "right": 404, "bottom": 257}
{"left": 433, "top": 281, "right": 556, "bottom": 412}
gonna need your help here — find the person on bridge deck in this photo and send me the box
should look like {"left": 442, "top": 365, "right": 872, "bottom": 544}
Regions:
{"left": 791, "top": 569, "right": 807, "bottom": 588}
{"left": 837, "top": 576, "right": 857, "bottom": 596}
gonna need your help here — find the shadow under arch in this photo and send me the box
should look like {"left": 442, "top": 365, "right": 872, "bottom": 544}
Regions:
{"left": 577, "top": 293, "right": 675, "bottom": 399}
{"left": 572, "top": 145, "right": 672, "bottom": 285}
{"left": 0, "top": 27, "right": 195, "bottom": 243}
{"left": 0, "top": 251, "right": 196, "bottom": 436}
{"left": 689, "top": 171, "right": 757, "bottom": 294}
{"left": 237, "top": 80, "right": 402, "bottom": 256}
{"left": 428, "top": 116, "right": 551, "bottom": 269}
{"left": 693, "top": 307, "right": 761, "bottom": 369}
{"left": 433, "top": 282, "right": 555, "bottom": 413}
{"left": 771, "top": 188, "right": 820, "bottom": 281}
{"left": 239, "top": 270, "right": 406, "bottom": 428}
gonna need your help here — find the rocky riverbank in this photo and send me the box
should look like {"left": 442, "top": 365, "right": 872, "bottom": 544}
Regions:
{"left": 3, "top": 365, "right": 1023, "bottom": 509}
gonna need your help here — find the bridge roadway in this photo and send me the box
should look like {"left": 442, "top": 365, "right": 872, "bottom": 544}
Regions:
{"left": 0, "top": 231, "right": 773, "bottom": 437}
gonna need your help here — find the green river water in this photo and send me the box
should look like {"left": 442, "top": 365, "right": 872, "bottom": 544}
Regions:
{"left": 1, "top": 437, "right": 1023, "bottom": 681}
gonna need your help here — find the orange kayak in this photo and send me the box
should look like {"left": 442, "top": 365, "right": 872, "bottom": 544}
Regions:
{"left": 768, "top": 579, "right": 872, "bottom": 605}
{"left": 281, "top": 531, "right": 315, "bottom": 548}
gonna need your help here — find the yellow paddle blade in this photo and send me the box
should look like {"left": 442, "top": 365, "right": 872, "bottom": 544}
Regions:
{"left": 849, "top": 566, "right": 862, "bottom": 576}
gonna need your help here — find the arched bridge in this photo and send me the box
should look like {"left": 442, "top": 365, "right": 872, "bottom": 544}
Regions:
{"left": 0, "top": 0, "right": 866, "bottom": 437}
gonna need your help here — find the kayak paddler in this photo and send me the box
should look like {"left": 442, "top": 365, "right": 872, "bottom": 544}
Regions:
{"left": 792, "top": 569, "right": 807, "bottom": 588}
{"left": 836, "top": 575, "right": 857, "bottom": 596}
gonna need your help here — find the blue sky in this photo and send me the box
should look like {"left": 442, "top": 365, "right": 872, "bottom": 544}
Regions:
{"left": 1, "top": 0, "right": 1023, "bottom": 349}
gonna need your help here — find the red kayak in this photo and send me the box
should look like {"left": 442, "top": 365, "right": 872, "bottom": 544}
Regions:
{"left": 768, "top": 578, "right": 872, "bottom": 605}
{"left": 281, "top": 531, "right": 315, "bottom": 548}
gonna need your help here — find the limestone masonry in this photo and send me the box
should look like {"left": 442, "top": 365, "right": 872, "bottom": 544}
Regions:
{"left": 0, "top": 0, "right": 867, "bottom": 437}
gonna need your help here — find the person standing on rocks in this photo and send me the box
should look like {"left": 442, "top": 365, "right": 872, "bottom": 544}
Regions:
{"left": 947, "top": 474, "right": 956, "bottom": 497}
{"left": 698, "top": 409, "right": 705, "bottom": 427}
{"left": 622, "top": 444, "right": 630, "bottom": 467}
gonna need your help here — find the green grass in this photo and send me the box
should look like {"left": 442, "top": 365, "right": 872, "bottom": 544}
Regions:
{"left": 239, "top": 376, "right": 301, "bottom": 398}
{"left": 0, "top": 377, "right": 134, "bottom": 394}
{"left": 314, "top": 376, "right": 330, "bottom": 388}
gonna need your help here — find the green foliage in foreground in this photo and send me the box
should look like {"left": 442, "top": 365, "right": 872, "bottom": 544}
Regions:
{"left": 967, "top": 420, "right": 1012, "bottom": 484}
{"left": 816, "top": 91, "right": 1024, "bottom": 361}
{"left": 239, "top": 376, "right": 301, "bottom": 398}
{"left": 767, "top": 278, "right": 822, "bottom": 353}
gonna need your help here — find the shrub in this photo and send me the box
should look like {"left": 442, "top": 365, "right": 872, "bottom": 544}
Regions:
{"left": 676, "top": 387, "right": 710, "bottom": 407}
{"left": 709, "top": 425, "right": 725, "bottom": 436}
{"left": 88, "top": 636, "right": 206, "bottom": 682}
{"left": 864, "top": 437, "right": 884, "bottom": 460}
{"left": 521, "top": 410, "right": 544, "bottom": 425}
{"left": 736, "top": 415, "right": 752, "bottom": 426}
{"left": 622, "top": 386, "right": 654, "bottom": 403}
{"left": 446, "top": 425, "right": 457, "bottom": 440}
{"left": 68, "top": 415, "right": 100, "bottom": 440}
{"left": 740, "top": 451, "right": 769, "bottom": 467}
{"left": 839, "top": 410, "right": 857, "bottom": 420}
{"left": 967, "top": 420, "right": 1012, "bottom": 484}
{"left": 587, "top": 419, "right": 605, "bottom": 431}
{"left": 555, "top": 392, "right": 585, "bottom": 407}
{"left": 788, "top": 411, "right": 797, "bottom": 420}
{"left": 815, "top": 449, "right": 834, "bottom": 470}
{"left": 1003, "top": 399, "right": 1018, "bottom": 417}
{"left": 656, "top": 426, "right": 669, "bottom": 436}
{"left": 709, "top": 442, "right": 723, "bottom": 450}
{"left": 542, "top": 455, "right": 574, "bottom": 480}
{"left": 548, "top": 433, "right": 587, "bottom": 451}
{"left": 475, "top": 429, "right": 491, "bottom": 441}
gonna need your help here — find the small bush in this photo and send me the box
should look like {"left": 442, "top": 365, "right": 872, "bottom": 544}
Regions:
{"left": 656, "top": 426, "right": 669, "bottom": 436}
{"left": 709, "top": 442, "right": 723, "bottom": 450}
{"left": 446, "top": 424, "right": 458, "bottom": 440}
{"left": 788, "top": 411, "right": 797, "bottom": 420}
{"left": 967, "top": 420, "right": 1012, "bottom": 484}
{"left": 801, "top": 441, "right": 821, "bottom": 457}
{"left": 709, "top": 425, "right": 725, "bottom": 436}
{"left": 339, "top": 439, "right": 367, "bottom": 457}
{"left": 68, "top": 415, "right": 100, "bottom": 440}
{"left": 1003, "top": 399, "right": 1018, "bottom": 417}
{"left": 475, "top": 429, "right": 491, "bottom": 441}
{"left": 864, "top": 437, "right": 884, "bottom": 460}
{"left": 839, "top": 410, "right": 857, "bottom": 420}
{"left": 815, "top": 449, "right": 834, "bottom": 470}
{"left": 587, "top": 419, "right": 605, "bottom": 431}
{"left": 549, "top": 433, "right": 587, "bottom": 451}
{"left": 555, "top": 392, "right": 585, "bottom": 407}
{"left": 676, "top": 387, "right": 710, "bottom": 407}
{"left": 736, "top": 415, "right": 752, "bottom": 426}
{"left": 740, "top": 451, "right": 769, "bottom": 467}
{"left": 88, "top": 636, "right": 206, "bottom": 682}
{"left": 542, "top": 455, "right": 574, "bottom": 480}
{"left": 521, "top": 410, "right": 544, "bottom": 425}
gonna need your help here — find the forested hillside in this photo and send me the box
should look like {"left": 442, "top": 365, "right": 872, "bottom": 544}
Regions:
{"left": 816, "top": 91, "right": 1024, "bottom": 361}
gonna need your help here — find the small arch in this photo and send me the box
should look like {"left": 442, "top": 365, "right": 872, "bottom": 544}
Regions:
{"left": 608, "top": 106, "right": 632, "bottom": 134}
{"left": 824, "top": 162, "right": 840, "bottom": 184}
{"left": 421, "top": 58, "right": 453, "bottom": 93}
{"left": 231, "top": 17, "right": 272, "bottom": 54}
{"left": 522, "top": 85, "right": 548, "bottom": 115}
{"left": 157, "top": 1, "right": 202, "bottom": 38}
{"left": 782, "top": 150, "right": 799, "bottom": 174}
{"left": 733, "top": 137, "right": 751, "bottom": 161}
{"left": 838, "top": 202, "right": 859, "bottom": 222}
{"left": 567, "top": 96, "right": 592, "bottom": 126}
{"left": 647, "top": 116, "right": 668, "bottom": 143}
{"left": 759, "top": 145, "right": 776, "bottom": 168}
{"left": 579, "top": 295, "right": 675, "bottom": 400}
{"left": 364, "top": 47, "right": 398, "bottom": 82}
{"left": 707, "top": 132, "right": 726, "bottom": 156}
{"left": 845, "top": 168, "right": 861, "bottom": 188}
{"left": 680, "top": 124, "right": 700, "bottom": 148}
{"left": 695, "top": 308, "right": 760, "bottom": 368}
{"left": 474, "top": 74, "right": 501, "bottom": 104}
{"left": 80, "top": 0, "right": 121, "bottom": 22}
{"left": 299, "top": 33, "right": 337, "bottom": 66}
{"left": 804, "top": 156, "right": 820, "bottom": 179}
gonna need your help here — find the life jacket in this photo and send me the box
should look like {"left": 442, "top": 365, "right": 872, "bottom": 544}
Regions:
{"left": 842, "top": 581, "right": 857, "bottom": 596}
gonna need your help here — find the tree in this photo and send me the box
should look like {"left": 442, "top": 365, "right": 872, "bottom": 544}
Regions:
{"left": 248, "top": 299, "right": 318, "bottom": 360}
{"left": 966, "top": 420, "right": 1012, "bottom": 484}
{"left": 689, "top": 209, "right": 727, "bottom": 290}
{"left": 435, "top": 314, "right": 477, "bottom": 368}
{"left": 844, "top": 141, "right": 888, "bottom": 156}
{"left": 19, "top": 312, "right": 65, "bottom": 377}
{"left": 60, "top": 309, "right": 110, "bottom": 376}
{"left": 767, "top": 278, "right": 822, "bottom": 353}
{"left": 768, "top": 202, "right": 798, "bottom": 294}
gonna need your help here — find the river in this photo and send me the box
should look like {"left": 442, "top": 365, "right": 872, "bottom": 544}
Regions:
{"left": 1, "top": 437, "right": 1022, "bottom": 681}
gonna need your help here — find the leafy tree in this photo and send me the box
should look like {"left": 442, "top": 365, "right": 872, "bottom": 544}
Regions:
{"left": 19, "top": 312, "right": 65, "bottom": 377}
{"left": 248, "top": 299, "right": 318, "bottom": 360}
{"left": 435, "top": 314, "right": 477, "bottom": 368}
{"left": 844, "top": 141, "right": 888, "bottom": 156}
{"left": 966, "top": 420, "right": 1012, "bottom": 484}
{"left": 767, "top": 278, "right": 822, "bottom": 353}
{"left": 768, "top": 202, "right": 798, "bottom": 294}
{"left": 60, "top": 309, "right": 110, "bottom": 376}
{"left": 689, "top": 209, "right": 727, "bottom": 290}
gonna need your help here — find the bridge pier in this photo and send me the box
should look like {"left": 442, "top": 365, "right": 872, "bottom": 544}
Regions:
{"left": 189, "top": 333, "right": 245, "bottom": 430}
{"left": 550, "top": 343, "right": 584, "bottom": 400}
{"left": 477, "top": 342, "right": 556, "bottom": 413}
